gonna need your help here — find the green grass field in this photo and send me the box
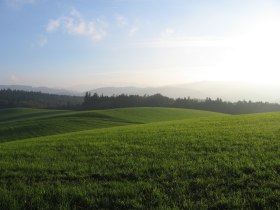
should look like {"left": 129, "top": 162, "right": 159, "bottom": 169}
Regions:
{"left": 0, "top": 107, "right": 224, "bottom": 142}
{"left": 0, "top": 108, "right": 280, "bottom": 209}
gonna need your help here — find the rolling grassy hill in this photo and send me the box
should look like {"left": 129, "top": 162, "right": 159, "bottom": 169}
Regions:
{"left": 0, "top": 107, "right": 225, "bottom": 142}
{"left": 0, "top": 108, "right": 280, "bottom": 209}
{"left": 0, "top": 108, "right": 68, "bottom": 122}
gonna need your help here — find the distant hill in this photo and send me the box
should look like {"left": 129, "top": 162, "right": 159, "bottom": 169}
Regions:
{"left": 3, "top": 81, "right": 280, "bottom": 102}
{"left": 90, "top": 81, "right": 280, "bottom": 102}
{"left": 0, "top": 85, "right": 82, "bottom": 96}
{"left": 90, "top": 86, "right": 204, "bottom": 99}
{"left": 175, "top": 81, "right": 280, "bottom": 103}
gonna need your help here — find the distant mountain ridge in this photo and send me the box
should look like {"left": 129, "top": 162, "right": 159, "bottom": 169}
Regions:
{"left": 2, "top": 81, "right": 280, "bottom": 103}
{"left": 90, "top": 86, "right": 205, "bottom": 99}
{"left": 175, "top": 81, "right": 280, "bottom": 103}
{"left": 90, "top": 81, "right": 280, "bottom": 103}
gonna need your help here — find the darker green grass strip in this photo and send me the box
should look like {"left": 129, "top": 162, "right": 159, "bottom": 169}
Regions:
{"left": 0, "top": 107, "right": 224, "bottom": 143}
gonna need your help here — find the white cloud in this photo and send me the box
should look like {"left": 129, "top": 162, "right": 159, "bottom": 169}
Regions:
{"left": 160, "top": 28, "right": 175, "bottom": 39}
{"left": 116, "top": 14, "right": 128, "bottom": 27}
{"left": 46, "top": 9, "right": 107, "bottom": 42}
{"left": 5, "top": 0, "right": 36, "bottom": 8}
{"left": 128, "top": 26, "right": 138, "bottom": 37}
{"left": 70, "top": 8, "right": 81, "bottom": 18}
{"left": 129, "top": 28, "right": 229, "bottom": 48}
{"left": 132, "top": 37, "right": 230, "bottom": 48}
{"left": 10, "top": 74, "right": 19, "bottom": 82}
{"left": 115, "top": 14, "right": 139, "bottom": 36}
{"left": 46, "top": 19, "right": 61, "bottom": 32}
{"left": 38, "top": 37, "right": 48, "bottom": 47}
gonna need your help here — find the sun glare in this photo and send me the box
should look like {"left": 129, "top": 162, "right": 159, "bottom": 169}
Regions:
{"left": 216, "top": 11, "right": 280, "bottom": 84}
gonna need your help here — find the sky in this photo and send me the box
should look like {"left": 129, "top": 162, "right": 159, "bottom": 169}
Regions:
{"left": 1, "top": 0, "right": 280, "bottom": 90}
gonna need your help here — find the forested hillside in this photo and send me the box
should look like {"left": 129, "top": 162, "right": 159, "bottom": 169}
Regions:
{"left": 0, "top": 89, "right": 83, "bottom": 109}
{"left": 83, "top": 92, "right": 280, "bottom": 114}
{"left": 2, "top": 89, "right": 280, "bottom": 114}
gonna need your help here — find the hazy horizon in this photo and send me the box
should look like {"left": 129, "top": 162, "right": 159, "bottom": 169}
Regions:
{"left": 1, "top": 0, "right": 280, "bottom": 88}
{"left": 2, "top": 80, "right": 280, "bottom": 103}
{"left": 3, "top": 80, "right": 280, "bottom": 92}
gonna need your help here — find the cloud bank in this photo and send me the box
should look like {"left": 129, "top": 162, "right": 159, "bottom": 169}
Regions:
{"left": 47, "top": 9, "right": 107, "bottom": 42}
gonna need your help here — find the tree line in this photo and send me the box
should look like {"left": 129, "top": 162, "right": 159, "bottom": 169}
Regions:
{"left": 1, "top": 89, "right": 280, "bottom": 114}
{"left": 0, "top": 89, "right": 83, "bottom": 109}
{"left": 83, "top": 92, "right": 280, "bottom": 114}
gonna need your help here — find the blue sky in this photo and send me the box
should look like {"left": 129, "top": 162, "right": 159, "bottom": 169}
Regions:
{"left": 1, "top": 0, "right": 280, "bottom": 90}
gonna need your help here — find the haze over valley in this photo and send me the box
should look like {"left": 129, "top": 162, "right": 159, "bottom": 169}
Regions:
{"left": 2, "top": 81, "right": 280, "bottom": 103}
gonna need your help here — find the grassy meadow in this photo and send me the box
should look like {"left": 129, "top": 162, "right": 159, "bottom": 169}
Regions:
{"left": 0, "top": 107, "right": 224, "bottom": 142}
{"left": 0, "top": 107, "right": 280, "bottom": 209}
